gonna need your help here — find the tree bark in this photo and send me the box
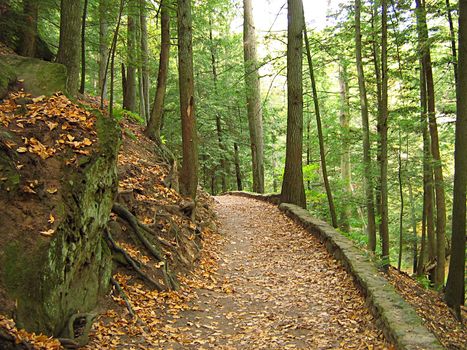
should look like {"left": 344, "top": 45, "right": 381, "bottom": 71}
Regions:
{"left": 415, "top": 0, "right": 447, "bottom": 288}
{"left": 177, "top": 0, "right": 198, "bottom": 199}
{"left": 79, "top": 0, "right": 89, "bottom": 94}
{"left": 57, "top": 0, "right": 83, "bottom": 95}
{"left": 445, "top": 0, "right": 466, "bottom": 319}
{"left": 303, "top": 25, "right": 337, "bottom": 227}
{"left": 243, "top": 0, "right": 264, "bottom": 193}
{"left": 19, "top": 0, "right": 38, "bottom": 57}
{"left": 355, "top": 0, "right": 377, "bottom": 252}
{"left": 281, "top": 0, "right": 306, "bottom": 209}
{"left": 145, "top": 0, "right": 170, "bottom": 142}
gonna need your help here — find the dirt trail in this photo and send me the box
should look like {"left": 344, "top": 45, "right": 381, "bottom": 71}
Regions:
{"left": 163, "top": 195, "right": 390, "bottom": 349}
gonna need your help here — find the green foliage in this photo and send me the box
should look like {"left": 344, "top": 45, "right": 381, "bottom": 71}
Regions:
{"left": 113, "top": 106, "right": 145, "bottom": 125}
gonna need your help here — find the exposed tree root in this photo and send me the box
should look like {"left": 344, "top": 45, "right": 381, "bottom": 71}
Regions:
{"left": 111, "top": 203, "right": 178, "bottom": 290}
{"left": 58, "top": 312, "right": 96, "bottom": 349}
{"left": 110, "top": 277, "right": 136, "bottom": 318}
{"left": 104, "top": 228, "right": 164, "bottom": 291}
{"left": 112, "top": 203, "right": 165, "bottom": 260}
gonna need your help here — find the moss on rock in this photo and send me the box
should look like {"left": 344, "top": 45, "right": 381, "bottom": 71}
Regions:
{"left": 0, "top": 60, "right": 16, "bottom": 99}
{"left": 0, "top": 55, "right": 66, "bottom": 96}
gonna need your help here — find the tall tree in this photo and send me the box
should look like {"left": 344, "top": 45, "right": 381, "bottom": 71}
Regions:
{"left": 243, "top": 0, "right": 264, "bottom": 193}
{"left": 98, "top": 0, "right": 108, "bottom": 99}
{"left": 178, "top": 0, "right": 198, "bottom": 199}
{"left": 379, "top": 0, "right": 390, "bottom": 266}
{"left": 145, "top": 0, "right": 170, "bottom": 143}
{"left": 415, "top": 0, "right": 447, "bottom": 288}
{"left": 281, "top": 0, "right": 306, "bottom": 209}
{"left": 123, "top": 2, "right": 137, "bottom": 112}
{"left": 355, "top": 0, "right": 377, "bottom": 252}
{"left": 303, "top": 25, "right": 338, "bottom": 227}
{"left": 19, "top": 0, "right": 38, "bottom": 57}
{"left": 57, "top": 0, "right": 83, "bottom": 95}
{"left": 338, "top": 62, "right": 352, "bottom": 232}
{"left": 79, "top": 0, "right": 89, "bottom": 94}
{"left": 446, "top": 0, "right": 458, "bottom": 84}
{"left": 139, "top": 0, "right": 150, "bottom": 120}
{"left": 209, "top": 19, "right": 228, "bottom": 193}
{"left": 445, "top": 0, "right": 466, "bottom": 320}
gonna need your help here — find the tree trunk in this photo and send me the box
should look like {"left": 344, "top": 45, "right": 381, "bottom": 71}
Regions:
{"left": 177, "top": 0, "right": 198, "bottom": 200}
{"left": 338, "top": 61, "right": 352, "bottom": 232}
{"left": 355, "top": 0, "right": 377, "bottom": 252}
{"left": 372, "top": 0, "right": 383, "bottom": 233}
{"left": 140, "top": 0, "right": 150, "bottom": 121}
{"left": 209, "top": 20, "right": 227, "bottom": 193}
{"left": 380, "top": 0, "right": 390, "bottom": 267}
{"left": 98, "top": 0, "right": 108, "bottom": 100}
{"left": 406, "top": 136, "right": 418, "bottom": 274}
{"left": 407, "top": 175, "right": 418, "bottom": 274}
{"left": 418, "top": 48, "right": 436, "bottom": 281}
{"left": 397, "top": 131, "right": 404, "bottom": 271}
{"left": 123, "top": 4, "right": 137, "bottom": 112}
{"left": 19, "top": 0, "right": 38, "bottom": 57}
{"left": 445, "top": 0, "right": 466, "bottom": 319}
{"left": 109, "top": 0, "right": 125, "bottom": 119}
{"left": 233, "top": 142, "right": 243, "bottom": 191}
{"left": 281, "top": 0, "right": 306, "bottom": 209}
{"left": 145, "top": 0, "right": 170, "bottom": 142}
{"left": 243, "top": 0, "right": 264, "bottom": 193}
{"left": 57, "top": 0, "right": 83, "bottom": 95}
{"left": 303, "top": 26, "right": 337, "bottom": 227}
{"left": 79, "top": 0, "right": 89, "bottom": 94}
{"left": 415, "top": 0, "right": 447, "bottom": 288}
{"left": 446, "top": 0, "right": 458, "bottom": 85}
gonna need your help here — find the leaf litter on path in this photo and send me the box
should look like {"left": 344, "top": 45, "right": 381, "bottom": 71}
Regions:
{"left": 88, "top": 195, "right": 393, "bottom": 349}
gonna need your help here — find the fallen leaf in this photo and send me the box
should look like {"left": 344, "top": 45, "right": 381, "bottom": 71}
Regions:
{"left": 32, "top": 95, "right": 45, "bottom": 103}
{"left": 48, "top": 214, "right": 55, "bottom": 224}
{"left": 40, "top": 229, "right": 54, "bottom": 237}
{"left": 46, "top": 187, "right": 58, "bottom": 194}
{"left": 46, "top": 121, "right": 59, "bottom": 131}
{"left": 16, "top": 147, "right": 27, "bottom": 153}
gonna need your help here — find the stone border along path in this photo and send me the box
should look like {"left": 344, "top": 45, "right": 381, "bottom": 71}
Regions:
{"left": 228, "top": 191, "right": 443, "bottom": 350}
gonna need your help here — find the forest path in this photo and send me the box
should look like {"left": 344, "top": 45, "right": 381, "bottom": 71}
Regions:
{"left": 162, "top": 195, "right": 389, "bottom": 349}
